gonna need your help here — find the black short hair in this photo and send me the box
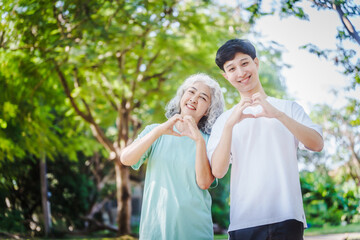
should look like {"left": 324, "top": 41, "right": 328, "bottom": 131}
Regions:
{"left": 215, "top": 39, "right": 257, "bottom": 71}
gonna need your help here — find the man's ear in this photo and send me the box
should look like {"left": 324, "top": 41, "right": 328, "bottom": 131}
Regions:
{"left": 222, "top": 71, "right": 228, "bottom": 80}
{"left": 254, "top": 57, "right": 259, "bottom": 68}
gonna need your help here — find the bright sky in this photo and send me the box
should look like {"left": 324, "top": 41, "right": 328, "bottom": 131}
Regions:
{"left": 235, "top": 1, "right": 360, "bottom": 113}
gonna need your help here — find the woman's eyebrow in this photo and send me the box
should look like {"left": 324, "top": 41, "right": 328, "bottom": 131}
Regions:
{"left": 190, "top": 86, "right": 210, "bottom": 99}
{"left": 200, "top": 92, "right": 210, "bottom": 99}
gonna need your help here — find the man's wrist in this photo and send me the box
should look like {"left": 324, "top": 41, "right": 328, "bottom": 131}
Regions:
{"left": 225, "top": 118, "right": 237, "bottom": 129}
{"left": 275, "top": 111, "right": 286, "bottom": 120}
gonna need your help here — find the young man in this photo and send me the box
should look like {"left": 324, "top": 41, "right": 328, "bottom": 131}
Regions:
{"left": 207, "top": 39, "right": 324, "bottom": 240}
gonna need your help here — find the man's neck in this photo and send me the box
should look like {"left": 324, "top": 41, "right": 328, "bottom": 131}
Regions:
{"left": 239, "top": 87, "right": 267, "bottom": 99}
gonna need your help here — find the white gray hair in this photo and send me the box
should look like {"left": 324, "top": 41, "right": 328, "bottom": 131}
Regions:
{"left": 165, "top": 73, "right": 224, "bottom": 134}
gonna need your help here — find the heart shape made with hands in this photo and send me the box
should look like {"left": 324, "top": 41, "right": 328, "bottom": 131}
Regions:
{"left": 243, "top": 104, "right": 264, "bottom": 116}
{"left": 174, "top": 118, "right": 193, "bottom": 137}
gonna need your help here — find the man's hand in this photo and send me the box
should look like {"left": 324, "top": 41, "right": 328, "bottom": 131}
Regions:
{"left": 226, "top": 97, "right": 255, "bottom": 127}
{"left": 251, "top": 93, "right": 283, "bottom": 119}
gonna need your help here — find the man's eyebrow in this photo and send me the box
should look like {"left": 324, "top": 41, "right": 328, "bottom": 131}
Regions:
{"left": 224, "top": 63, "right": 234, "bottom": 69}
{"left": 225, "top": 57, "right": 250, "bottom": 69}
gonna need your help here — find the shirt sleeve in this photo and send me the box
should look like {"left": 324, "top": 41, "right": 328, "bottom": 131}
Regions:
{"left": 131, "top": 124, "right": 159, "bottom": 170}
{"left": 291, "top": 102, "right": 323, "bottom": 150}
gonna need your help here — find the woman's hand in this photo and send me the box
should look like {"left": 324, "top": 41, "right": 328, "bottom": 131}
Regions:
{"left": 156, "top": 114, "right": 183, "bottom": 137}
{"left": 181, "top": 115, "right": 203, "bottom": 142}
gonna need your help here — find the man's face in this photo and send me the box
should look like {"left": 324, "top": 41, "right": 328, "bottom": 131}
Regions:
{"left": 222, "top": 52, "right": 260, "bottom": 95}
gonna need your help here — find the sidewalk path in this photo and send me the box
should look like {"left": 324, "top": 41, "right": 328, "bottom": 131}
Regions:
{"left": 305, "top": 233, "right": 360, "bottom": 240}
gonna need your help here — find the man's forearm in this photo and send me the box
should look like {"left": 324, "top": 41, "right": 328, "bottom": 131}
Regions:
{"left": 277, "top": 112, "right": 324, "bottom": 152}
{"left": 211, "top": 124, "right": 233, "bottom": 178}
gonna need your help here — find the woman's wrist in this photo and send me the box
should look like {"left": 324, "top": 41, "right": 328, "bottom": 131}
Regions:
{"left": 195, "top": 136, "right": 205, "bottom": 146}
{"left": 154, "top": 124, "right": 165, "bottom": 137}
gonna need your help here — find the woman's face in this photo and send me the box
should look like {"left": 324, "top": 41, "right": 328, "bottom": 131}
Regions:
{"left": 180, "top": 81, "right": 211, "bottom": 123}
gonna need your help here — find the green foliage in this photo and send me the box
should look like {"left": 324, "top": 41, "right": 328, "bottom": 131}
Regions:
{"left": 305, "top": 222, "right": 360, "bottom": 235}
{"left": 0, "top": 209, "right": 26, "bottom": 233}
{"left": 243, "top": 0, "right": 360, "bottom": 89}
{"left": 0, "top": 155, "right": 42, "bottom": 234}
{"left": 0, "top": 49, "right": 100, "bottom": 162}
{"left": 0, "top": 151, "right": 113, "bottom": 236}
{"left": 47, "top": 153, "right": 113, "bottom": 231}
{"left": 310, "top": 100, "right": 360, "bottom": 178}
{"left": 301, "top": 169, "right": 360, "bottom": 228}
{"left": 209, "top": 170, "right": 231, "bottom": 230}
{"left": 0, "top": 0, "right": 290, "bottom": 236}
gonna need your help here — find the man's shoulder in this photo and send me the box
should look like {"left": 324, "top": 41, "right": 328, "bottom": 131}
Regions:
{"left": 268, "top": 96, "right": 293, "bottom": 104}
{"left": 268, "top": 96, "right": 301, "bottom": 109}
{"left": 216, "top": 106, "right": 236, "bottom": 121}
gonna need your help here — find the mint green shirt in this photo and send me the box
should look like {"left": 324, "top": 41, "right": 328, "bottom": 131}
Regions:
{"left": 132, "top": 124, "right": 214, "bottom": 240}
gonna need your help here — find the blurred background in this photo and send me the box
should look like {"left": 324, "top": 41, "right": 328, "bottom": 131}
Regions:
{"left": 0, "top": 0, "right": 359, "bottom": 239}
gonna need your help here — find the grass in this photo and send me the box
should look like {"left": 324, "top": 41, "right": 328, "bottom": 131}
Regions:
{"left": 214, "top": 235, "right": 228, "bottom": 239}
{"left": 304, "top": 222, "right": 360, "bottom": 236}
{"left": 213, "top": 223, "right": 360, "bottom": 239}
{"left": 5, "top": 223, "right": 360, "bottom": 240}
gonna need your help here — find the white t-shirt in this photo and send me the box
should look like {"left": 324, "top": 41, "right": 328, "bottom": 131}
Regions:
{"left": 207, "top": 96, "right": 322, "bottom": 232}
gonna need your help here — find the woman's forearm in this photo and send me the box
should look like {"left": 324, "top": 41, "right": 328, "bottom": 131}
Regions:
{"left": 195, "top": 138, "right": 215, "bottom": 190}
{"left": 120, "top": 126, "right": 162, "bottom": 166}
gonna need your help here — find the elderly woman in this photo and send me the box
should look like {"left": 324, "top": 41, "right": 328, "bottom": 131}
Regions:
{"left": 121, "top": 73, "right": 224, "bottom": 240}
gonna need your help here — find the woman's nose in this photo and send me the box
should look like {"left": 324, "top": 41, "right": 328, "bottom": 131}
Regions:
{"left": 190, "top": 96, "right": 198, "bottom": 103}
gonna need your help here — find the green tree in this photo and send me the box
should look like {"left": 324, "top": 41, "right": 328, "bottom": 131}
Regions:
{"left": 0, "top": 50, "right": 102, "bottom": 235}
{"left": 298, "top": 99, "right": 360, "bottom": 226}
{"left": 1, "top": 0, "right": 251, "bottom": 234}
{"left": 300, "top": 167, "right": 360, "bottom": 226}
{"left": 1, "top": 0, "right": 290, "bottom": 235}
{"left": 242, "top": 0, "right": 360, "bottom": 88}
{"left": 312, "top": 100, "right": 360, "bottom": 183}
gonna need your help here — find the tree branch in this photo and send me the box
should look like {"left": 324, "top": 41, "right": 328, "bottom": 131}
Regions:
{"left": 55, "top": 62, "right": 115, "bottom": 153}
{"left": 333, "top": 3, "right": 360, "bottom": 45}
{"left": 53, "top": 4, "right": 67, "bottom": 39}
{"left": 54, "top": 63, "right": 92, "bottom": 122}
{"left": 99, "top": 74, "right": 119, "bottom": 111}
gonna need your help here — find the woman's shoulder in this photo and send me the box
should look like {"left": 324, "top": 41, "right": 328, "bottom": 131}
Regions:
{"left": 137, "top": 123, "right": 160, "bottom": 138}
{"left": 200, "top": 131, "right": 210, "bottom": 140}
{"left": 145, "top": 123, "right": 161, "bottom": 129}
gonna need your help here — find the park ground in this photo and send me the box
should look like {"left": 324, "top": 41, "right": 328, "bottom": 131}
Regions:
{"left": 305, "top": 233, "right": 360, "bottom": 240}
{"left": 214, "top": 233, "right": 360, "bottom": 240}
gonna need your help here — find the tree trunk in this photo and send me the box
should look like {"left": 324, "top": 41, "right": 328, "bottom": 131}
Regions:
{"left": 40, "top": 151, "right": 51, "bottom": 236}
{"left": 115, "top": 158, "right": 132, "bottom": 235}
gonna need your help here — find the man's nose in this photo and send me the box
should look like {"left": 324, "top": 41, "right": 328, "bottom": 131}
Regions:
{"left": 236, "top": 68, "right": 245, "bottom": 77}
